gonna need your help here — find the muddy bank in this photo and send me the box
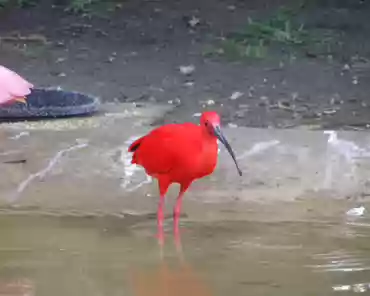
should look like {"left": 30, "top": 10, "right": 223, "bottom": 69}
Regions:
{"left": 1, "top": 0, "right": 370, "bottom": 130}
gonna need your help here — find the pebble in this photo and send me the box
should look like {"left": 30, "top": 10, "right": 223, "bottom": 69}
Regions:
{"left": 346, "top": 206, "right": 365, "bottom": 216}
{"left": 179, "top": 64, "right": 195, "bottom": 75}
{"left": 188, "top": 16, "right": 200, "bottom": 27}
{"left": 228, "top": 123, "right": 238, "bottom": 128}
{"left": 230, "top": 91, "right": 244, "bottom": 100}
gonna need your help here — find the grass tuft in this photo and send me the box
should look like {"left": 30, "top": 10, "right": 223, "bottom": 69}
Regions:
{"left": 207, "top": 7, "right": 311, "bottom": 60}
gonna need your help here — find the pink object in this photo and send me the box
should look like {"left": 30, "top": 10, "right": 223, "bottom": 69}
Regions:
{"left": 0, "top": 65, "right": 33, "bottom": 105}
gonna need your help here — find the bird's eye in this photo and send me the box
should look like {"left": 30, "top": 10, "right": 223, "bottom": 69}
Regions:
{"left": 205, "top": 121, "right": 209, "bottom": 126}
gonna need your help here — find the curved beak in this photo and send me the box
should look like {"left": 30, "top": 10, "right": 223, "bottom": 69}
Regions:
{"left": 213, "top": 125, "right": 242, "bottom": 176}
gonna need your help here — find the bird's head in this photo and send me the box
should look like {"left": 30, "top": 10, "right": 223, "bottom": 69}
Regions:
{"left": 200, "top": 111, "right": 220, "bottom": 133}
{"left": 200, "top": 111, "right": 242, "bottom": 176}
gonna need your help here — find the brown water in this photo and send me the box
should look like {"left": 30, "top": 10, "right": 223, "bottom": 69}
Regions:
{"left": 0, "top": 212, "right": 369, "bottom": 296}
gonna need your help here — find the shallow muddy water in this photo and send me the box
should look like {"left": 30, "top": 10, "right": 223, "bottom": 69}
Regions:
{"left": 0, "top": 212, "right": 368, "bottom": 296}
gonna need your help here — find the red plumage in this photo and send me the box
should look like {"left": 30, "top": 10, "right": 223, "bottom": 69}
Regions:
{"left": 129, "top": 123, "right": 217, "bottom": 182}
{"left": 128, "top": 111, "right": 242, "bottom": 242}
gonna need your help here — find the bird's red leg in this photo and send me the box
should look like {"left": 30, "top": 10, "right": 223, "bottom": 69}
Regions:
{"left": 157, "top": 178, "right": 171, "bottom": 246}
{"left": 157, "top": 194, "right": 165, "bottom": 246}
{"left": 173, "top": 182, "right": 191, "bottom": 247}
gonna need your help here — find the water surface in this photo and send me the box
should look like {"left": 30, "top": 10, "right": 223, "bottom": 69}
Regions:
{"left": 0, "top": 212, "right": 369, "bottom": 296}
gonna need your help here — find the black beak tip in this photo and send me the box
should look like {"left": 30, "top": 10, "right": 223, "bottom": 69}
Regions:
{"left": 238, "top": 169, "right": 242, "bottom": 177}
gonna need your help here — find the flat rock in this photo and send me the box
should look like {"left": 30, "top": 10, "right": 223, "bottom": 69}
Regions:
{"left": 0, "top": 102, "right": 369, "bottom": 221}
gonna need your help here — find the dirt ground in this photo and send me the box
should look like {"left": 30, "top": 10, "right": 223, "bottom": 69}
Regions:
{"left": 1, "top": 0, "right": 370, "bottom": 129}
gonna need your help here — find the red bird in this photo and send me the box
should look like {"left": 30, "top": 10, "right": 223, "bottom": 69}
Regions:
{"left": 128, "top": 111, "right": 242, "bottom": 241}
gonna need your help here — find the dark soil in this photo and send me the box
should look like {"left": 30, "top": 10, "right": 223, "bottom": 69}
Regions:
{"left": 1, "top": 0, "right": 370, "bottom": 130}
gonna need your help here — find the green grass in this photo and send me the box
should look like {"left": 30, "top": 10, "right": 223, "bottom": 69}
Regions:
{"left": 64, "top": 0, "right": 97, "bottom": 13}
{"left": 0, "top": 0, "right": 121, "bottom": 14}
{"left": 0, "top": 0, "right": 37, "bottom": 8}
{"left": 206, "top": 7, "right": 311, "bottom": 60}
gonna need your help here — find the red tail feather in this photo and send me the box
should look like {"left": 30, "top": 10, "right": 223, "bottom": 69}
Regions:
{"left": 128, "top": 136, "right": 145, "bottom": 164}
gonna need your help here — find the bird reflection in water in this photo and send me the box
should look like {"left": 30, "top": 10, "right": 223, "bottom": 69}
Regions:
{"left": 0, "top": 278, "right": 34, "bottom": 296}
{"left": 129, "top": 230, "right": 213, "bottom": 296}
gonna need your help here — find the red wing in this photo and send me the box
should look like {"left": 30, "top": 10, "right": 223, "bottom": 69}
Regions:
{"left": 129, "top": 123, "right": 200, "bottom": 176}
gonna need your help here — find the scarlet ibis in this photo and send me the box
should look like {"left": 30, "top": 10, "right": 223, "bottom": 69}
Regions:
{"left": 0, "top": 65, "right": 33, "bottom": 105}
{"left": 128, "top": 111, "right": 242, "bottom": 240}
